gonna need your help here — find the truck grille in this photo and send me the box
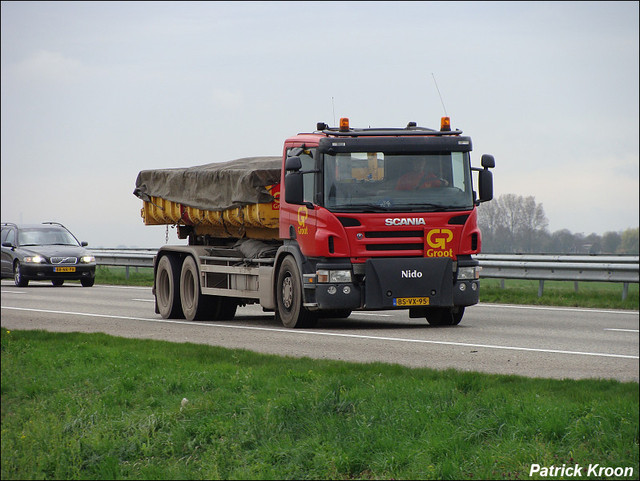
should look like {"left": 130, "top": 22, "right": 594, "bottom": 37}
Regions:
{"left": 363, "top": 230, "right": 424, "bottom": 254}
{"left": 50, "top": 257, "right": 78, "bottom": 265}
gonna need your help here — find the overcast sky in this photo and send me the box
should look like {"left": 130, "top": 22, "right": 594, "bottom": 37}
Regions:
{"left": 1, "top": 1, "right": 638, "bottom": 248}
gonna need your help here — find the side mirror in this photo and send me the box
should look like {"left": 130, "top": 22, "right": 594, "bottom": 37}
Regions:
{"left": 2, "top": 241, "right": 14, "bottom": 248}
{"left": 478, "top": 169, "right": 493, "bottom": 203}
{"left": 284, "top": 171, "right": 304, "bottom": 204}
{"left": 285, "top": 156, "right": 302, "bottom": 172}
{"left": 481, "top": 154, "right": 495, "bottom": 169}
{"left": 81, "top": 241, "right": 88, "bottom": 247}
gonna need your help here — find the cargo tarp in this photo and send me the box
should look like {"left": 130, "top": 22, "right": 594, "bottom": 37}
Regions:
{"left": 133, "top": 156, "right": 282, "bottom": 212}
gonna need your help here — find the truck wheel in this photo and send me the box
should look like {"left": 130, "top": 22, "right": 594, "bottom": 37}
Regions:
{"left": 276, "top": 256, "right": 317, "bottom": 328}
{"left": 156, "top": 255, "right": 183, "bottom": 319}
{"left": 180, "top": 256, "right": 213, "bottom": 321}
{"left": 425, "top": 306, "right": 465, "bottom": 326}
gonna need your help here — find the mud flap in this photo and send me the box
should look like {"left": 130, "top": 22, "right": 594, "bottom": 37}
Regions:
{"left": 364, "top": 258, "right": 453, "bottom": 309}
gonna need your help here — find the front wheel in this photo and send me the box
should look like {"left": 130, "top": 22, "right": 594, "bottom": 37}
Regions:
{"left": 14, "top": 262, "right": 28, "bottom": 287}
{"left": 425, "top": 306, "right": 465, "bottom": 326}
{"left": 276, "top": 256, "right": 317, "bottom": 328}
{"left": 156, "top": 255, "right": 183, "bottom": 319}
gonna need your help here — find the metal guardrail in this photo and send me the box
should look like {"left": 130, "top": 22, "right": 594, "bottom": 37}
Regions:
{"left": 476, "top": 254, "right": 639, "bottom": 300}
{"left": 89, "top": 249, "right": 639, "bottom": 300}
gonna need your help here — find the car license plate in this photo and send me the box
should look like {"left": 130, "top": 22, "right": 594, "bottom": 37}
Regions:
{"left": 54, "top": 267, "right": 76, "bottom": 273}
{"left": 394, "top": 297, "right": 430, "bottom": 307}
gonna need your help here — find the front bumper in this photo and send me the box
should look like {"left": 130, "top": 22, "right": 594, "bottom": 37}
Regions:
{"left": 20, "top": 263, "right": 96, "bottom": 281}
{"left": 308, "top": 257, "right": 479, "bottom": 310}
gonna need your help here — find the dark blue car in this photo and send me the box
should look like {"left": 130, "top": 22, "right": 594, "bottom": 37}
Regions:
{"left": 1, "top": 222, "right": 96, "bottom": 287}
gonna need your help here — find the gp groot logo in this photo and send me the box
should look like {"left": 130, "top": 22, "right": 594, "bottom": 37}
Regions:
{"left": 297, "top": 205, "right": 309, "bottom": 235}
{"left": 426, "top": 229, "right": 454, "bottom": 257}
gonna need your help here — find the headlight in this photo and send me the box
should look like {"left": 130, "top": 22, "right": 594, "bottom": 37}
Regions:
{"left": 23, "top": 255, "right": 45, "bottom": 263}
{"left": 316, "top": 269, "right": 352, "bottom": 283}
{"left": 458, "top": 266, "right": 481, "bottom": 280}
{"left": 80, "top": 256, "right": 95, "bottom": 264}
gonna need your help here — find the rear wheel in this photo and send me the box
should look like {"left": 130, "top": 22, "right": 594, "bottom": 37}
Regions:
{"left": 425, "top": 306, "right": 465, "bottom": 326}
{"left": 14, "top": 262, "right": 28, "bottom": 287}
{"left": 156, "top": 255, "right": 183, "bottom": 319}
{"left": 276, "top": 256, "right": 317, "bottom": 328}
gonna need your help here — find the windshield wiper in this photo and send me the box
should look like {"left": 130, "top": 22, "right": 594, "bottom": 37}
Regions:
{"left": 331, "top": 203, "right": 394, "bottom": 212}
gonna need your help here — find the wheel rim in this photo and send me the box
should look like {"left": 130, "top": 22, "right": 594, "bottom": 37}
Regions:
{"left": 183, "top": 268, "right": 195, "bottom": 310}
{"left": 282, "top": 274, "right": 293, "bottom": 309}
{"left": 158, "top": 268, "right": 170, "bottom": 306}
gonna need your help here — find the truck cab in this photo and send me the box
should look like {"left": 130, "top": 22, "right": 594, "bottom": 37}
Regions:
{"left": 277, "top": 117, "right": 494, "bottom": 326}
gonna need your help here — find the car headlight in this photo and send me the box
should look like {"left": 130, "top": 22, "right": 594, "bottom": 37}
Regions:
{"left": 458, "top": 266, "right": 481, "bottom": 280}
{"left": 316, "top": 269, "right": 352, "bottom": 283}
{"left": 80, "top": 255, "right": 95, "bottom": 264}
{"left": 23, "top": 255, "right": 45, "bottom": 263}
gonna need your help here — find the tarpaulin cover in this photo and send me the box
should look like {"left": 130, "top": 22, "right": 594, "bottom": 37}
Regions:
{"left": 133, "top": 156, "right": 282, "bottom": 212}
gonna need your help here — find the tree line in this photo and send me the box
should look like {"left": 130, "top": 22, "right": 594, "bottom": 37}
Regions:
{"left": 477, "top": 194, "right": 639, "bottom": 254}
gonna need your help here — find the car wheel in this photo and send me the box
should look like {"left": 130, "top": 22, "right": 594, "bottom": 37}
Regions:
{"left": 52, "top": 279, "right": 64, "bottom": 286}
{"left": 81, "top": 277, "right": 95, "bottom": 287}
{"left": 14, "top": 262, "right": 28, "bottom": 287}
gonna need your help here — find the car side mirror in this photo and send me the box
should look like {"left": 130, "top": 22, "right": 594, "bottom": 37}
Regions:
{"left": 81, "top": 241, "right": 88, "bottom": 247}
{"left": 2, "top": 241, "right": 14, "bottom": 248}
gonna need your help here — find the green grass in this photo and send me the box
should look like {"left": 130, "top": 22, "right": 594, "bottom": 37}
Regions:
{"left": 480, "top": 279, "right": 639, "bottom": 310}
{"left": 1, "top": 329, "right": 638, "bottom": 480}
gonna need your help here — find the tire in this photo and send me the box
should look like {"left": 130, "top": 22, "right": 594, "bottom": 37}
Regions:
{"left": 52, "top": 279, "right": 64, "bottom": 286}
{"left": 276, "top": 256, "right": 317, "bottom": 328}
{"left": 180, "top": 256, "right": 215, "bottom": 321}
{"left": 155, "top": 255, "right": 184, "bottom": 319}
{"left": 81, "top": 277, "right": 95, "bottom": 287}
{"left": 425, "top": 306, "right": 465, "bottom": 326}
{"left": 14, "top": 262, "right": 28, "bottom": 287}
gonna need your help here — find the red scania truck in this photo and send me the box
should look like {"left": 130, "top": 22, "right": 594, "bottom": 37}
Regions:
{"left": 134, "top": 117, "right": 494, "bottom": 328}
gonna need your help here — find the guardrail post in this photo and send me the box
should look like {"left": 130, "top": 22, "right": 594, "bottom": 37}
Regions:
{"left": 538, "top": 280, "right": 544, "bottom": 298}
{"left": 574, "top": 281, "right": 579, "bottom": 293}
{"left": 125, "top": 266, "right": 130, "bottom": 280}
{"left": 623, "top": 283, "right": 629, "bottom": 301}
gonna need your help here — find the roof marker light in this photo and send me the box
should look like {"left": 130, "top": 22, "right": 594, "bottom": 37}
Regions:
{"left": 440, "top": 116, "right": 451, "bottom": 131}
{"left": 339, "top": 117, "right": 350, "bottom": 131}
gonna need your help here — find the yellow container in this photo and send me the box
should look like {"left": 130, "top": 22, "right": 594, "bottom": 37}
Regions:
{"left": 139, "top": 184, "right": 281, "bottom": 239}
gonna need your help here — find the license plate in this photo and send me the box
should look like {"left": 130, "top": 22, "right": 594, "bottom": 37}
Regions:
{"left": 394, "top": 297, "right": 430, "bottom": 307}
{"left": 54, "top": 267, "right": 76, "bottom": 273}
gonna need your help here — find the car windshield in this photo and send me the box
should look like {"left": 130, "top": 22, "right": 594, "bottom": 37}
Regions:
{"left": 18, "top": 228, "right": 79, "bottom": 246}
{"left": 323, "top": 151, "right": 474, "bottom": 212}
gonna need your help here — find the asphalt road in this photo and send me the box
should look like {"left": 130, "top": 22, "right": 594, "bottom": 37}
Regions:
{"left": 1, "top": 280, "right": 638, "bottom": 382}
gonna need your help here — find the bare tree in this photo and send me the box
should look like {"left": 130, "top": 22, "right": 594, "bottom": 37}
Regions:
{"left": 478, "top": 194, "right": 548, "bottom": 253}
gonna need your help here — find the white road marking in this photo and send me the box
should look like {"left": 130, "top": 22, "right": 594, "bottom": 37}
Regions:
{"left": 2, "top": 306, "right": 637, "bottom": 360}
{"left": 604, "top": 328, "right": 639, "bottom": 333}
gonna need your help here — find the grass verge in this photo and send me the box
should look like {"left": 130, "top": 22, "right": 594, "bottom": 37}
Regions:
{"left": 1, "top": 329, "right": 638, "bottom": 480}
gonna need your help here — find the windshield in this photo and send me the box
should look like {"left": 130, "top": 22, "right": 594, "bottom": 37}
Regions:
{"left": 18, "top": 228, "right": 80, "bottom": 246}
{"left": 323, "top": 152, "right": 474, "bottom": 211}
